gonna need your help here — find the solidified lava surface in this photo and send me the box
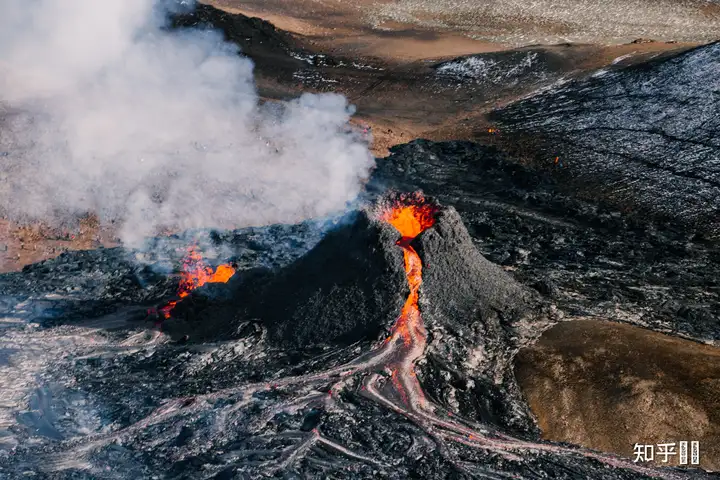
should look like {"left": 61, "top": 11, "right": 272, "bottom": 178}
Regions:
{"left": 0, "top": 184, "right": 713, "bottom": 478}
{"left": 490, "top": 42, "right": 720, "bottom": 237}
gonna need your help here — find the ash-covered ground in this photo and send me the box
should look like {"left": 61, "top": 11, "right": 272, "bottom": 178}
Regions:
{"left": 366, "top": 0, "right": 720, "bottom": 45}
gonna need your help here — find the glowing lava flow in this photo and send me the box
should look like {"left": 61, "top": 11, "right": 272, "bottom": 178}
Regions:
{"left": 158, "top": 247, "right": 236, "bottom": 319}
{"left": 377, "top": 198, "right": 437, "bottom": 407}
{"left": 361, "top": 196, "right": 678, "bottom": 479}
{"left": 59, "top": 198, "right": 687, "bottom": 479}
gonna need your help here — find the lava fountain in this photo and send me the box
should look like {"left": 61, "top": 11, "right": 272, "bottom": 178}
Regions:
{"left": 158, "top": 247, "right": 236, "bottom": 319}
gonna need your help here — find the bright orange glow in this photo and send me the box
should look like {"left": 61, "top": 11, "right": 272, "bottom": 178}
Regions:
{"left": 380, "top": 204, "right": 437, "bottom": 239}
{"left": 380, "top": 194, "right": 437, "bottom": 346}
{"left": 159, "top": 247, "right": 236, "bottom": 319}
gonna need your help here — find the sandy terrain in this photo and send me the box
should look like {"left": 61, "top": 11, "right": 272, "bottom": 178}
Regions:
{"left": 289, "top": 39, "right": 697, "bottom": 156}
{"left": 206, "top": 0, "right": 505, "bottom": 61}
{"left": 0, "top": 218, "right": 118, "bottom": 273}
{"left": 205, "top": 0, "right": 699, "bottom": 161}
{"left": 205, "top": 0, "right": 718, "bottom": 57}
{"left": 515, "top": 319, "right": 720, "bottom": 471}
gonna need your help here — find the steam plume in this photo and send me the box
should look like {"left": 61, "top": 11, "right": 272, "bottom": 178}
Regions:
{"left": 0, "top": 0, "right": 374, "bottom": 245}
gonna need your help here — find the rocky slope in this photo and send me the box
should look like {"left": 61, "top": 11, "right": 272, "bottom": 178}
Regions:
{"left": 491, "top": 42, "right": 720, "bottom": 237}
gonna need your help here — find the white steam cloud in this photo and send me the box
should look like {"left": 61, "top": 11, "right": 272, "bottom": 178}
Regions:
{"left": 0, "top": 0, "right": 374, "bottom": 245}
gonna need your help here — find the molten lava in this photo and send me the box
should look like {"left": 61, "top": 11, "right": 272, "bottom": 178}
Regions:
{"left": 159, "top": 247, "right": 236, "bottom": 319}
{"left": 380, "top": 201, "right": 437, "bottom": 242}
{"left": 379, "top": 195, "right": 437, "bottom": 346}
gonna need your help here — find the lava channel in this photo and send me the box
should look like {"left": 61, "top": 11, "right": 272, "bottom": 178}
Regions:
{"left": 376, "top": 195, "right": 438, "bottom": 407}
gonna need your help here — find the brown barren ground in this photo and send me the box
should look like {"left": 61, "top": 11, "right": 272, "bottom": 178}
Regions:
{"left": 204, "top": 0, "right": 716, "bottom": 58}
{"left": 206, "top": 0, "right": 506, "bottom": 62}
{"left": 0, "top": 218, "right": 118, "bottom": 273}
{"left": 209, "top": 0, "right": 698, "bottom": 159}
{"left": 515, "top": 320, "right": 720, "bottom": 471}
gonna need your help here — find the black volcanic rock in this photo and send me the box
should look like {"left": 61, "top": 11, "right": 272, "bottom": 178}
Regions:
{"left": 248, "top": 210, "right": 408, "bottom": 348}
{"left": 168, "top": 3, "right": 302, "bottom": 65}
{"left": 490, "top": 42, "right": 720, "bottom": 236}
{"left": 163, "top": 210, "right": 409, "bottom": 347}
{"left": 167, "top": 204, "right": 554, "bottom": 377}
{"left": 416, "top": 207, "right": 537, "bottom": 329}
{"left": 413, "top": 207, "right": 555, "bottom": 432}
{"left": 162, "top": 202, "right": 555, "bottom": 435}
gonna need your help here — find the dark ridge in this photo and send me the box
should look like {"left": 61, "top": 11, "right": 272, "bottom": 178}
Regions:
{"left": 369, "top": 139, "right": 720, "bottom": 342}
{"left": 413, "top": 206, "right": 553, "bottom": 433}
{"left": 167, "top": 2, "right": 301, "bottom": 64}
{"left": 415, "top": 206, "right": 537, "bottom": 325}
{"left": 249, "top": 210, "right": 408, "bottom": 348}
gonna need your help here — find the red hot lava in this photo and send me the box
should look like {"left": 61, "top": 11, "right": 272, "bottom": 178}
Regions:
{"left": 379, "top": 194, "right": 437, "bottom": 347}
{"left": 158, "top": 247, "right": 236, "bottom": 319}
{"left": 377, "top": 194, "right": 438, "bottom": 407}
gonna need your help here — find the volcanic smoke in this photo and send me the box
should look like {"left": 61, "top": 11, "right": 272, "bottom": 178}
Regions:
{"left": 0, "top": 0, "right": 374, "bottom": 248}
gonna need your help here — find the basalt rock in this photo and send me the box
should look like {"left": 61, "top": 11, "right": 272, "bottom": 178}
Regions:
{"left": 413, "top": 206, "right": 555, "bottom": 433}
{"left": 416, "top": 206, "right": 540, "bottom": 335}
{"left": 170, "top": 204, "right": 553, "bottom": 364}
{"left": 3, "top": 140, "right": 720, "bottom": 478}
{"left": 248, "top": 210, "right": 408, "bottom": 348}
{"left": 490, "top": 42, "right": 720, "bottom": 237}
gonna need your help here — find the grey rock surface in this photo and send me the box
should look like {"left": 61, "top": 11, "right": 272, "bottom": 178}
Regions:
{"left": 491, "top": 42, "right": 720, "bottom": 236}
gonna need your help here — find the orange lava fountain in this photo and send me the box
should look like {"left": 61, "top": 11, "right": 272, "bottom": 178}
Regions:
{"left": 380, "top": 195, "right": 437, "bottom": 347}
{"left": 159, "top": 247, "right": 236, "bottom": 319}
